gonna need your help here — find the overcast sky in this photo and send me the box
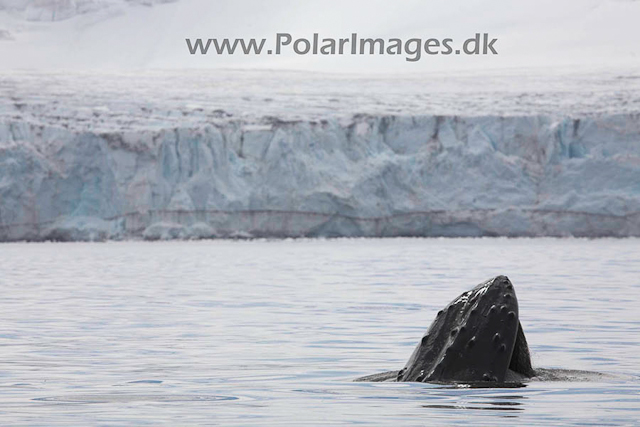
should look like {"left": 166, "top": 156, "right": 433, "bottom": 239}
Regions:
{"left": 0, "top": 0, "right": 639, "bottom": 73}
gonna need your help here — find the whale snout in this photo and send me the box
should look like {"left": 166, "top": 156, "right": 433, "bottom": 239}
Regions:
{"left": 487, "top": 275, "right": 513, "bottom": 292}
{"left": 398, "top": 274, "right": 532, "bottom": 383}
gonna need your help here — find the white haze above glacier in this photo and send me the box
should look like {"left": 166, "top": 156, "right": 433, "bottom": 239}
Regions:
{"left": 0, "top": 0, "right": 639, "bottom": 73}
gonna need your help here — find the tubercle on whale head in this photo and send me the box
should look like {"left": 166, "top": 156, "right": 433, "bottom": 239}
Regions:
{"left": 398, "top": 275, "right": 534, "bottom": 383}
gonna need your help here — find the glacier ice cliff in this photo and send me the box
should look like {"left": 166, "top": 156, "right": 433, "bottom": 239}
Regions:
{"left": 1, "top": 70, "right": 639, "bottom": 241}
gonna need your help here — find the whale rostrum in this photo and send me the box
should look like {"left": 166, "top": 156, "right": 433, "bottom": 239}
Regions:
{"left": 356, "top": 275, "right": 612, "bottom": 384}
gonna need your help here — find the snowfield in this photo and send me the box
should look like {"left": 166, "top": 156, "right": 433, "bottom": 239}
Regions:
{"left": 0, "top": 0, "right": 175, "bottom": 21}
{"left": 1, "top": 69, "right": 640, "bottom": 241}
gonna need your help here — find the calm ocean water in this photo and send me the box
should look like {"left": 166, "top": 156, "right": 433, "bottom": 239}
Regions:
{"left": 0, "top": 238, "right": 638, "bottom": 425}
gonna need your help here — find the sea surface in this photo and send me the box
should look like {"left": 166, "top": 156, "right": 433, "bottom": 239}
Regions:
{"left": 0, "top": 238, "right": 638, "bottom": 425}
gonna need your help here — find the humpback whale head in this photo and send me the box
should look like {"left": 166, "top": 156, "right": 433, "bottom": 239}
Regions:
{"left": 398, "top": 275, "right": 535, "bottom": 383}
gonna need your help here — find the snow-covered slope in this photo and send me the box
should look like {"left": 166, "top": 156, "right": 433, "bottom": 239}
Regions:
{"left": 1, "top": 70, "right": 639, "bottom": 241}
{"left": 0, "top": 0, "right": 174, "bottom": 21}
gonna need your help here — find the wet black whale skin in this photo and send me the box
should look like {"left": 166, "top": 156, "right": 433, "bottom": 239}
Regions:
{"left": 399, "top": 275, "right": 534, "bottom": 383}
{"left": 357, "top": 275, "right": 540, "bottom": 384}
{"left": 356, "top": 276, "right": 621, "bottom": 384}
